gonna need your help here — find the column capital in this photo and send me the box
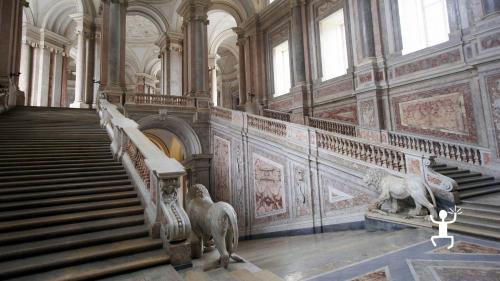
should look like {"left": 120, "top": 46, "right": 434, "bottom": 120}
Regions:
{"left": 290, "top": 0, "right": 307, "bottom": 8}
{"left": 177, "top": 0, "right": 210, "bottom": 23}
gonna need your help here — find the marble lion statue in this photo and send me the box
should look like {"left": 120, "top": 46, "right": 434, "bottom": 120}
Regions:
{"left": 363, "top": 169, "right": 437, "bottom": 218}
{"left": 186, "top": 184, "right": 241, "bottom": 268}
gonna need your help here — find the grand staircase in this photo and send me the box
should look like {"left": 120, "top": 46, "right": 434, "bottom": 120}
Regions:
{"left": 0, "top": 107, "right": 173, "bottom": 280}
{"left": 431, "top": 164, "right": 500, "bottom": 240}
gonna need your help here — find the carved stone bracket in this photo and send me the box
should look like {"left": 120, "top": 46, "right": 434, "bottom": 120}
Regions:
{"left": 423, "top": 157, "right": 460, "bottom": 206}
{"left": 159, "top": 177, "right": 191, "bottom": 243}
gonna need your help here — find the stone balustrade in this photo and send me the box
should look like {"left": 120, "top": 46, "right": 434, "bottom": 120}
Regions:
{"left": 308, "top": 116, "right": 357, "bottom": 137}
{"left": 248, "top": 114, "right": 288, "bottom": 137}
{"left": 387, "top": 131, "right": 487, "bottom": 166}
{"left": 98, "top": 98, "right": 191, "bottom": 247}
{"left": 263, "top": 109, "right": 291, "bottom": 122}
{"left": 126, "top": 93, "right": 196, "bottom": 108}
{"left": 211, "top": 106, "right": 233, "bottom": 121}
{"left": 317, "top": 130, "right": 407, "bottom": 173}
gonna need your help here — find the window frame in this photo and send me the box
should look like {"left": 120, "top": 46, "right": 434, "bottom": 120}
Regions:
{"left": 312, "top": 0, "right": 353, "bottom": 85}
{"left": 272, "top": 40, "right": 292, "bottom": 97}
{"left": 385, "top": 0, "right": 460, "bottom": 58}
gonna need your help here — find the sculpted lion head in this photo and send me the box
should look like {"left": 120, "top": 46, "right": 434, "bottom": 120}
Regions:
{"left": 188, "top": 184, "right": 211, "bottom": 200}
{"left": 363, "top": 169, "right": 386, "bottom": 192}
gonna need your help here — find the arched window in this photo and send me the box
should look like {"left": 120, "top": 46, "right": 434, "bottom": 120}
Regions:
{"left": 398, "top": 0, "right": 450, "bottom": 55}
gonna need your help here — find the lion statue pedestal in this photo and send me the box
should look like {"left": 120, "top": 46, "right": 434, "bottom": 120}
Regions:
{"left": 186, "top": 184, "right": 241, "bottom": 269}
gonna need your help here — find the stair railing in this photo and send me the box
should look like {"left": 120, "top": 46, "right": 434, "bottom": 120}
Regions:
{"left": 210, "top": 106, "right": 460, "bottom": 205}
{"left": 308, "top": 116, "right": 358, "bottom": 137}
{"left": 263, "top": 109, "right": 292, "bottom": 122}
{"left": 98, "top": 98, "right": 191, "bottom": 245}
{"left": 125, "top": 93, "right": 196, "bottom": 108}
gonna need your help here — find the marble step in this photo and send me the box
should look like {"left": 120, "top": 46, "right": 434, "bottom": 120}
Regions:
{"left": 447, "top": 172, "right": 483, "bottom": 180}
{"left": 0, "top": 184, "right": 134, "bottom": 203}
{"left": 0, "top": 149, "right": 112, "bottom": 157}
{"left": 0, "top": 191, "right": 137, "bottom": 212}
{"left": 455, "top": 176, "right": 495, "bottom": 185}
{"left": 0, "top": 205, "right": 144, "bottom": 233}
{"left": 459, "top": 201, "right": 500, "bottom": 212}
{"left": 7, "top": 249, "right": 170, "bottom": 281}
{"left": 0, "top": 175, "right": 130, "bottom": 189}
{"left": 0, "top": 158, "right": 118, "bottom": 168}
{"left": 0, "top": 215, "right": 144, "bottom": 246}
{"left": 0, "top": 198, "right": 140, "bottom": 221}
{"left": 438, "top": 169, "right": 470, "bottom": 175}
{"left": 457, "top": 180, "right": 500, "bottom": 191}
{"left": 448, "top": 223, "right": 500, "bottom": 240}
{"left": 0, "top": 161, "right": 122, "bottom": 172}
{"left": 457, "top": 210, "right": 500, "bottom": 225}
{"left": 0, "top": 169, "right": 126, "bottom": 183}
{"left": 432, "top": 166, "right": 458, "bottom": 172}
{"left": 0, "top": 237, "right": 163, "bottom": 280}
{"left": 0, "top": 225, "right": 148, "bottom": 261}
{"left": 452, "top": 217, "right": 500, "bottom": 234}
{"left": 0, "top": 165, "right": 124, "bottom": 177}
{"left": 0, "top": 154, "right": 115, "bottom": 164}
{"left": 459, "top": 186, "right": 500, "bottom": 199}
{"left": 0, "top": 180, "right": 133, "bottom": 196}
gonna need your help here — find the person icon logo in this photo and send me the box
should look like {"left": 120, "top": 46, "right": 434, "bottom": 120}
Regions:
{"left": 429, "top": 206, "right": 462, "bottom": 249}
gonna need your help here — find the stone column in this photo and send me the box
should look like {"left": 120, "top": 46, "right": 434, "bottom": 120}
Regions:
{"left": 178, "top": 0, "right": 210, "bottom": 100}
{"left": 85, "top": 26, "right": 96, "bottom": 107}
{"left": 19, "top": 42, "right": 32, "bottom": 105}
{"left": 358, "top": 0, "right": 375, "bottom": 58}
{"left": 168, "top": 33, "right": 183, "bottom": 96}
{"left": 234, "top": 28, "right": 246, "bottom": 107}
{"left": 0, "top": 0, "right": 25, "bottom": 108}
{"left": 157, "top": 32, "right": 168, "bottom": 95}
{"left": 34, "top": 45, "right": 51, "bottom": 106}
{"left": 289, "top": 0, "right": 309, "bottom": 123}
{"left": 290, "top": 0, "right": 306, "bottom": 85}
{"left": 70, "top": 26, "right": 88, "bottom": 108}
{"left": 61, "top": 56, "right": 69, "bottom": 107}
{"left": 100, "top": 0, "right": 127, "bottom": 104}
{"left": 51, "top": 51, "right": 63, "bottom": 107}
{"left": 93, "top": 21, "right": 102, "bottom": 106}
{"left": 208, "top": 55, "right": 217, "bottom": 105}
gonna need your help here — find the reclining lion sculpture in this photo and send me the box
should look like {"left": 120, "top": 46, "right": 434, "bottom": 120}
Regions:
{"left": 363, "top": 169, "right": 437, "bottom": 218}
{"left": 186, "top": 184, "right": 240, "bottom": 268}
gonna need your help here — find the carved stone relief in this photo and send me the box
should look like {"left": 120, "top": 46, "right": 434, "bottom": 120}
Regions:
{"left": 233, "top": 143, "right": 246, "bottom": 227}
{"left": 359, "top": 99, "right": 376, "bottom": 128}
{"left": 293, "top": 165, "right": 311, "bottom": 217}
{"left": 213, "top": 135, "right": 231, "bottom": 202}
{"left": 253, "top": 154, "right": 287, "bottom": 218}
{"left": 399, "top": 92, "right": 468, "bottom": 135}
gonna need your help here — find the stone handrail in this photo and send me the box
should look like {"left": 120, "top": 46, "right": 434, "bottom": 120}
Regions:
{"left": 211, "top": 106, "right": 233, "bottom": 121}
{"left": 248, "top": 114, "right": 288, "bottom": 137}
{"left": 308, "top": 116, "right": 357, "bottom": 137}
{"left": 386, "top": 131, "right": 488, "bottom": 166}
{"left": 98, "top": 98, "right": 191, "bottom": 244}
{"left": 263, "top": 109, "right": 291, "bottom": 122}
{"left": 126, "top": 93, "right": 196, "bottom": 107}
{"left": 316, "top": 130, "right": 407, "bottom": 173}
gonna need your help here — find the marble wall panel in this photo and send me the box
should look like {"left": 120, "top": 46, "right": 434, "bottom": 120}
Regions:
{"left": 393, "top": 49, "right": 461, "bottom": 78}
{"left": 392, "top": 83, "right": 478, "bottom": 143}
{"left": 314, "top": 103, "right": 358, "bottom": 124}
{"left": 213, "top": 135, "right": 231, "bottom": 203}
{"left": 359, "top": 99, "right": 377, "bottom": 128}
{"left": 486, "top": 73, "right": 500, "bottom": 157}
{"left": 291, "top": 163, "right": 312, "bottom": 217}
{"left": 320, "top": 173, "right": 372, "bottom": 217}
{"left": 253, "top": 153, "right": 287, "bottom": 219}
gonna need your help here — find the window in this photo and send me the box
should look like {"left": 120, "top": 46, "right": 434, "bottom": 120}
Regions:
{"left": 272, "top": 41, "right": 291, "bottom": 97}
{"left": 398, "top": 0, "right": 450, "bottom": 55}
{"left": 319, "top": 9, "right": 348, "bottom": 80}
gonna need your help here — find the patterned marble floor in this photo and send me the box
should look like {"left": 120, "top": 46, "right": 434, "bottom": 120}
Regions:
{"left": 237, "top": 229, "right": 500, "bottom": 281}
